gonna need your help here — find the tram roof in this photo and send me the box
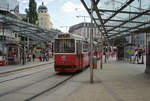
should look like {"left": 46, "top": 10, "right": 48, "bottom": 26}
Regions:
{"left": 0, "top": 13, "right": 61, "bottom": 42}
{"left": 55, "top": 33, "right": 86, "bottom": 41}
{"left": 81, "top": 0, "right": 150, "bottom": 41}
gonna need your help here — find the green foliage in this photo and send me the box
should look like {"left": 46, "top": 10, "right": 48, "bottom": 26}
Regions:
{"left": 26, "top": 0, "right": 38, "bottom": 24}
{"left": 22, "top": 18, "right": 27, "bottom": 22}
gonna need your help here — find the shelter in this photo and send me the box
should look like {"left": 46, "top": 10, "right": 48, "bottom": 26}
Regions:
{"left": 0, "top": 13, "right": 61, "bottom": 65}
{"left": 81, "top": 0, "right": 150, "bottom": 74}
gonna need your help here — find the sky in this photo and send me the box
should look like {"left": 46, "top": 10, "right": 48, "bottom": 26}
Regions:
{"left": 18, "top": 0, "right": 150, "bottom": 33}
{"left": 19, "top": 0, "right": 90, "bottom": 32}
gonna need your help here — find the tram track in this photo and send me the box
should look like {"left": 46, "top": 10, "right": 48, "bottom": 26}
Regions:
{"left": 0, "top": 71, "right": 76, "bottom": 101}
{"left": 0, "top": 68, "right": 50, "bottom": 84}
{"left": 0, "top": 62, "right": 54, "bottom": 84}
{"left": 0, "top": 73, "right": 56, "bottom": 98}
{"left": 24, "top": 74, "right": 74, "bottom": 101}
{"left": 0, "top": 61, "right": 54, "bottom": 75}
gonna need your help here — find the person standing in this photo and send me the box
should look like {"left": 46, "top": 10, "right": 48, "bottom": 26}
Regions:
{"left": 104, "top": 46, "right": 108, "bottom": 63}
{"left": 134, "top": 50, "right": 138, "bottom": 64}
{"left": 32, "top": 53, "right": 35, "bottom": 62}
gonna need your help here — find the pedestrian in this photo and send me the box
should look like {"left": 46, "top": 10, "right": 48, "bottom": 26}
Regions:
{"left": 32, "top": 53, "right": 35, "bottom": 62}
{"left": 137, "top": 49, "right": 144, "bottom": 64}
{"left": 43, "top": 52, "right": 47, "bottom": 61}
{"left": 134, "top": 50, "right": 138, "bottom": 64}
{"left": 39, "top": 55, "right": 42, "bottom": 62}
{"left": 104, "top": 46, "right": 108, "bottom": 63}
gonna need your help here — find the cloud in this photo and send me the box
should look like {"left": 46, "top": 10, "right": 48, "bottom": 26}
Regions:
{"left": 37, "top": 0, "right": 55, "bottom": 6}
{"left": 62, "top": 1, "right": 85, "bottom": 12}
{"left": 20, "top": 0, "right": 28, "bottom": 4}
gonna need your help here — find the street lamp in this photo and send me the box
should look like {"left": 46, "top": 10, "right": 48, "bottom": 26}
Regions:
{"left": 76, "top": 15, "right": 89, "bottom": 22}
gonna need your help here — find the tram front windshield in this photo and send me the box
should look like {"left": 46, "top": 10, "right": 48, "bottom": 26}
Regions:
{"left": 55, "top": 39, "right": 75, "bottom": 53}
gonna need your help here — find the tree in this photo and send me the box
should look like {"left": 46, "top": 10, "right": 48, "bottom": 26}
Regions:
{"left": 26, "top": 0, "right": 38, "bottom": 24}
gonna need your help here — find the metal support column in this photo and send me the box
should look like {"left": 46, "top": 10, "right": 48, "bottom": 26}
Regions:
{"left": 27, "top": 37, "right": 30, "bottom": 53}
{"left": 2, "top": 27, "right": 4, "bottom": 59}
{"left": 100, "top": 35, "right": 103, "bottom": 69}
{"left": 90, "top": 0, "right": 94, "bottom": 83}
{"left": 22, "top": 38, "right": 26, "bottom": 65}
{"left": 145, "top": 32, "right": 150, "bottom": 74}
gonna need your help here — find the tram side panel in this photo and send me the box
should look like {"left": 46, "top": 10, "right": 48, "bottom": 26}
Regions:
{"left": 54, "top": 54, "right": 80, "bottom": 72}
{"left": 82, "top": 52, "right": 90, "bottom": 67}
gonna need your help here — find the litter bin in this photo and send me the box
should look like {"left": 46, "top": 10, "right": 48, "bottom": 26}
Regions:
{"left": 93, "top": 56, "right": 97, "bottom": 69}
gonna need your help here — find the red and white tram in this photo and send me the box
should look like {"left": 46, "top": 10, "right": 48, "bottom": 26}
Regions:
{"left": 54, "top": 34, "right": 90, "bottom": 72}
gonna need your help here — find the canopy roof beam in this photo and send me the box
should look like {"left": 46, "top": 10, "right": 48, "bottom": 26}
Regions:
{"left": 104, "top": 0, "right": 135, "bottom": 24}
{"left": 107, "top": 9, "right": 150, "bottom": 33}
{"left": 104, "top": 25, "right": 140, "bottom": 29}
{"left": 81, "top": 0, "right": 104, "bottom": 36}
{"left": 95, "top": 19, "right": 148, "bottom": 24}
{"left": 108, "top": 21, "right": 150, "bottom": 38}
{"left": 93, "top": 1, "right": 108, "bottom": 36}
{"left": 99, "top": 9, "right": 150, "bottom": 15}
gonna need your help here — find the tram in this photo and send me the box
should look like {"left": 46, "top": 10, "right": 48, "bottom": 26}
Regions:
{"left": 54, "top": 33, "right": 90, "bottom": 72}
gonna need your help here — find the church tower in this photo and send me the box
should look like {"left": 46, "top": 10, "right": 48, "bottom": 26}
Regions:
{"left": 38, "top": 2, "right": 52, "bottom": 29}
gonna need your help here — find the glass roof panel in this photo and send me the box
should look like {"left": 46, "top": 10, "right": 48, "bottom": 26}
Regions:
{"left": 81, "top": 0, "right": 150, "bottom": 39}
{"left": 0, "top": 13, "right": 61, "bottom": 42}
{"left": 95, "top": 19, "right": 101, "bottom": 25}
{"left": 83, "top": 0, "right": 91, "bottom": 8}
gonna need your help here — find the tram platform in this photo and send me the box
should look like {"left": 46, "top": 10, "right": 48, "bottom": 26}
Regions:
{"left": 63, "top": 57, "right": 150, "bottom": 101}
{"left": 0, "top": 58, "right": 53, "bottom": 74}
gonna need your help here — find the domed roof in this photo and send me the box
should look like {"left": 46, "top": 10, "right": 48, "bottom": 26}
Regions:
{"left": 38, "top": 2, "right": 47, "bottom": 11}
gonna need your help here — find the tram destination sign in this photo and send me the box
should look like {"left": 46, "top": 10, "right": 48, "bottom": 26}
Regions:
{"left": 58, "top": 34, "right": 70, "bottom": 38}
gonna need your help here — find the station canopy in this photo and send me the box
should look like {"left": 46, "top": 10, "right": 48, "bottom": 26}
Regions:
{"left": 81, "top": 0, "right": 150, "bottom": 40}
{"left": 0, "top": 13, "right": 61, "bottom": 42}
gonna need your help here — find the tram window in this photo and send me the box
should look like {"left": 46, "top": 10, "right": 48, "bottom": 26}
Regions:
{"left": 54, "top": 39, "right": 75, "bottom": 53}
{"left": 83, "top": 42, "right": 89, "bottom": 52}
{"left": 76, "top": 40, "right": 82, "bottom": 54}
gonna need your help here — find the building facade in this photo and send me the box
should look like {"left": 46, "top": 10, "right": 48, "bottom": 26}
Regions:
{"left": 38, "top": 2, "right": 52, "bottom": 30}
{"left": 125, "top": 33, "right": 145, "bottom": 48}
{"left": 69, "top": 22, "right": 101, "bottom": 40}
{"left": 0, "top": 0, "right": 20, "bottom": 65}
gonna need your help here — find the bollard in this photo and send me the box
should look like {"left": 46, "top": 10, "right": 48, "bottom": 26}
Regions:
{"left": 93, "top": 56, "right": 97, "bottom": 69}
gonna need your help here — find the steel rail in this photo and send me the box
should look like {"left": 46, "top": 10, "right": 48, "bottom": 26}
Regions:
{"left": 25, "top": 74, "right": 75, "bottom": 101}
{"left": 0, "top": 62, "right": 53, "bottom": 75}
{"left": 0, "top": 68, "right": 50, "bottom": 84}
{"left": 0, "top": 73, "right": 56, "bottom": 98}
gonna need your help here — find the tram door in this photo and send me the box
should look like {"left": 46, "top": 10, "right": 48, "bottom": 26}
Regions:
{"left": 76, "top": 40, "right": 82, "bottom": 68}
